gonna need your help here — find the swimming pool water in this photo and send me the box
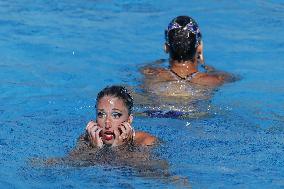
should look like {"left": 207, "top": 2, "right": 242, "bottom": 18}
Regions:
{"left": 0, "top": 0, "right": 284, "bottom": 188}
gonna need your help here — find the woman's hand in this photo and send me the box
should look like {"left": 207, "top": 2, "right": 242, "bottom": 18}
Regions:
{"left": 85, "top": 121, "right": 103, "bottom": 149}
{"left": 112, "top": 122, "right": 134, "bottom": 147}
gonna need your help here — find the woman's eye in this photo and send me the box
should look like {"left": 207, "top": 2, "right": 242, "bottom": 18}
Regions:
{"left": 112, "top": 112, "right": 122, "bottom": 118}
{"left": 97, "top": 112, "right": 105, "bottom": 118}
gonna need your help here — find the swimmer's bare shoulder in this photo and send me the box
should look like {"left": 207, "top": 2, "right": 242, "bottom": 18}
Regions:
{"left": 141, "top": 67, "right": 174, "bottom": 81}
{"left": 135, "top": 131, "right": 157, "bottom": 146}
{"left": 192, "top": 72, "right": 234, "bottom": 87}
{"left": 142, "top": 67, "right": 166, "bottom": 75}
{"left": 191, "top": 73, "right": 224, "bottom": 87}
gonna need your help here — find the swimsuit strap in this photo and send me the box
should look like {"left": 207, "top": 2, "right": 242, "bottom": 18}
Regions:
{"left": 170, "top": 69, "right": 198, "bottom": 81}
{"left": 186, "top": 72, "right": 199, "bottom": 81}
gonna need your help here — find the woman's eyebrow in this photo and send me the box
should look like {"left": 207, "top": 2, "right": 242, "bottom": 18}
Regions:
{"left": 112, "top": 108, "right": 122, "bottom": 112}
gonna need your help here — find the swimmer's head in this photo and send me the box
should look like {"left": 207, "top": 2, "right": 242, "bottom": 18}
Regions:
{"left": 96, "top": 85, "right": 133, "bottom": 115}
{"left": 165, "top": 16, "right": 202, "bottom": 62}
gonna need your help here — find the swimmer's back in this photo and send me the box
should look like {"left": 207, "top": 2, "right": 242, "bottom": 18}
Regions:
{"left": 142, "top": 66, "right": 233, "bottom": 87}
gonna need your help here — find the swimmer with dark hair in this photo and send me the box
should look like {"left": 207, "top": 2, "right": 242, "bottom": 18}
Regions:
{"left": 141, "top": 16, "right": 235, "bottom": 94}
{"left": 83, "top": 85, "right": 156, "bottom": 148}
{"left": 30, "top": 86, "right": 190, "bottom": 186}
{"left": 38, "top": 85, "right": 157, "bottom": 165}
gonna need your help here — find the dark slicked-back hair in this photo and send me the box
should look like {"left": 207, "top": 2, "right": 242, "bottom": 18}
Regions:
{"left": 96, "top": 85, "right": 133, "bottom": 114}
{"left": 165, "top": 16, "right": 201, "bottom": 62}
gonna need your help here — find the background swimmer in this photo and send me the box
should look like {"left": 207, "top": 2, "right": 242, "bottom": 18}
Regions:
{"left": 132, "top": 15, "right": 237, "bottom": 118}
{"left": 140, "top": 16, "right": 235, "bottom": 97}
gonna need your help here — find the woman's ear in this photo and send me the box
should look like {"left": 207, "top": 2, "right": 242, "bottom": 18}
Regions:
{"left": 196, "top": 41, "right": 205, "bottom": 64}
{"left": 128, "top": 114, "right": 133, "bottom": 124}
{"left": 164, "top": 43, "right": 169, "bottom": 53}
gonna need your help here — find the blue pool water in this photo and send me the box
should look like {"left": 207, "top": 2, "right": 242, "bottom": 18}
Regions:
{"left": 1, "top": 0, "right": 284, "bottom": 188}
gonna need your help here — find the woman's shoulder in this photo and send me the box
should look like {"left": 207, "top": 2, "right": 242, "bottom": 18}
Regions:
{"left": 134, "top": 131, "right": 157, "bottom": 146}
{"left": 141, "top": 67, "right": 176, "bottom": 82}
{"left": 191, "top": 72, "right": 223, "bottom": 86}
{"left": 192, "top": 71, "right": 235, "bottom": 87}
{"left": 141, "top": 67, "right": 169, "bottom": 76}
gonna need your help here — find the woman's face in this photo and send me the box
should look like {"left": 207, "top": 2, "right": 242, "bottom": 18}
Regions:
{"left": 96, "top": 95, "right": 132, "bottom": 145}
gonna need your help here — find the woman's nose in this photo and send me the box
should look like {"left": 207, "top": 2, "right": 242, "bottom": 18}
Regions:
{"left": 105, "top": 116, "right": 112, "bottom": 129}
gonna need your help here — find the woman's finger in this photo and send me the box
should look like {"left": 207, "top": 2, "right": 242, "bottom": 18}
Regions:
{"left": 91, "top": 126, "right": 99, "bottom": 136}
{"left": 121, "top": 122, "right": 133, "bottom": 135}
{"left": 86, "top": 121, "right": 96, "bottom": 132}
{"left": 89, "top": 126, "right": 103, "bottom": 148}
{"left": 119, "top": 125, "right": 127, "bottom": 134}
{"left": 95, "top": 127, "right": 102, "bottom": 139}
{"left": 125, "top": 122, "right": 133, "bottom": 133}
